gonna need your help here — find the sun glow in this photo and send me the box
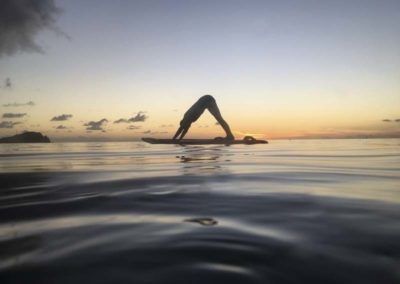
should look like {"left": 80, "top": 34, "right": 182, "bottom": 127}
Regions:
{"left": 233, "top": 131, "right": 266, "bottom": 139}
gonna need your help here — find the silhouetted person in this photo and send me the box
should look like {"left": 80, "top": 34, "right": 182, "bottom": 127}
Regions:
{"left": 173, "top": 95, "right": 235, "bottom": 140}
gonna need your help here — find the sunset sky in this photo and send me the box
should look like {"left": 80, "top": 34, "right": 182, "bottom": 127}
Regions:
{"left": 0, "top": 0, "right": 399, "bottom": 141}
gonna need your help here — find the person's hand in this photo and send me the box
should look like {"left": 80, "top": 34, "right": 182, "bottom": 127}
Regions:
{"left": 178, "top": 124, "right": 191, "bottom": 140}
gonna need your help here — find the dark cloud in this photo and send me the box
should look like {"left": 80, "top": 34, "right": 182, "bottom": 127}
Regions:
{"left": 2, "top": 113, "right": 26, "bottom": 118}
{"left": 51, "top": 114, "right": 72, "bottom": 121}
{"left": 129, "top": 112, "right": 147, "bottom": 122}
{"left": 127, "top": 125, "right": 141, "bottom": 130}
{"left": 113, "top": 118, "right": 129, "bottom": 124}
{"left": 382, "top": 119, "right": 391, "bottom": 122}
{"left": 4, "top": 78, "right": 12, "bottom": 88}
{"left": 0, "top": 0, "right": 62, "bottom": 57}
{"left": 0, "top": 121, "right": 21, "bottom": 128}
{"left": 114, "top": 112, "right": 148, "bottom": 124}
{"left": 55, "top": 125, "right": 68, "bottom": 129}
{"left": 3, "top": 101, "right": 35, "bottom": 107}
{"left": 84, "top": 119, "right": 108, "bottom": 131}
{"left": 396, "top": 119, "right": 400, "bottom": 122}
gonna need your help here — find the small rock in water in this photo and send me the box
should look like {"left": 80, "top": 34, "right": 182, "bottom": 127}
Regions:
{"left": 184, "top": 217, "right": 218, "bottom": 226}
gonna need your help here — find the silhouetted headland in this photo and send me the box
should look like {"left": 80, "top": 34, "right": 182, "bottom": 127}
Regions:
{"left": 0, "top": 131, "right": 51, "bottom": 143}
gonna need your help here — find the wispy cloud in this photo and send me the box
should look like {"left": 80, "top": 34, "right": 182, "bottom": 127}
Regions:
{"left": 141, "top": 130, "right": 167, "bottom": 134}
{"left": 197, "top": 124, "right": 209, "bottom": 128}
{"left": 113, "top": 118, "right": 129, "bottom": 124}
{"left": 0, "top": 121, "right": 21, "bottom": 128}
{"left": 290, "top": 126, "right": 400, "bottom": 139}
{"left": 127, "top": 125, "right": 141, "bottom": 130}
{"left": 160, "top": 124, "right": 174, "bottom": 128}
{"left": 382, "top": 118, "right": 400, "bottom": 123}
{"left": 51, "top": 114, "right": 72, "bottom": 121}
{"left": 55, "top": 125, "right": 68, "bottom": 130}
{"left": 2, "top": 101, "right": 35, "bottom": 107}
{"left": 0, "top": 0, "right": 63, "bottom": 57}
{"left": 84, "top": 119, "right": 108, "bottom": 131}
{"left": 2, "top": 113, "right": 26, "bottom": 118}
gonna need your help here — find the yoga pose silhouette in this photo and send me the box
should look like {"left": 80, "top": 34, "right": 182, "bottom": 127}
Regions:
{"left": 173, "top": 95, "right": 235, "bottom": 140}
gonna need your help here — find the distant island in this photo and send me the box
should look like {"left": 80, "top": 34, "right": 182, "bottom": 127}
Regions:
{"left": 0, "top": 132, "right": 51, "bottom": 143}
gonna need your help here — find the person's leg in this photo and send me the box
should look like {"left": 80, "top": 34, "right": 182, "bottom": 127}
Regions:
{"left": 207, "top": 99, "right": 235, "bottom": 139}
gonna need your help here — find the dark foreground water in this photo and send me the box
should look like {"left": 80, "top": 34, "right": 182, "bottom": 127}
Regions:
{"left": 0, "top": 139, "right": 399, "bottom": 284}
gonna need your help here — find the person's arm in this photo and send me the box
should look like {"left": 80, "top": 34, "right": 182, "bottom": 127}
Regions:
{"left": 173, "top": 126, "right": 183, "bottom": 140}
{"left": 178, "top": 127, "right": 189, "bottom": 140}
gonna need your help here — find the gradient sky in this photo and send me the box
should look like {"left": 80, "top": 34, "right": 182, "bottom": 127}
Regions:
{"left": 1, "top": 0, "right": 399, "bottom": 141}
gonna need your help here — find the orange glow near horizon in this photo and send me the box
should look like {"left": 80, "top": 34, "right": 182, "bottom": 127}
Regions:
{"left": 0, "top": 1, "right": 399, "bottom": 141}
{"left": 0, "top": 100, "right": 399, "bottom": 141}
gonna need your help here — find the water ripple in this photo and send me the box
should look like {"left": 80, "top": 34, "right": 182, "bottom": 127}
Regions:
{"left": 0, "top": 139, "right": 399, "bottom": 283}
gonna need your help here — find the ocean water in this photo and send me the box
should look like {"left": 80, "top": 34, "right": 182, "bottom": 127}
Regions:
{"left": 0, "top": 139, "right": 399, "bottom": 283}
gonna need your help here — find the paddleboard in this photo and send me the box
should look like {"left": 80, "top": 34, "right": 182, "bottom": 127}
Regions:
{"left": 142, "top": 136, "right": 268, "bottom": 145}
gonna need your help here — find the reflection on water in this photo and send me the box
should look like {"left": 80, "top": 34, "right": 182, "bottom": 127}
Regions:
{"left": 0, "top": 139, "right": 399, "bottom": 283}
{"left": 178, "top": 146, "right": 228, "bottom": 176}
{"left": 184, "top": 217, "right": 218, "bottom": 226}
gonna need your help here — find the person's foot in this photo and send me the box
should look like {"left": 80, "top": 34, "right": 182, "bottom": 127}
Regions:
{"left": 214, "top": 135, "right": 235, "bottom": 141}
{"left": 225, "top": 134, "right": 235, "bottom": 140}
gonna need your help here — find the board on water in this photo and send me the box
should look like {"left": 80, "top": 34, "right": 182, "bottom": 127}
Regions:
{"left": 142, "top": 136, "right": 268, "bottom": 145}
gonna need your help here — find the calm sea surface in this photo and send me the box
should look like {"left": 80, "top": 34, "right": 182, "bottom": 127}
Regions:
{"left": 0, "top": 139, "right": 399, "bottom": 283}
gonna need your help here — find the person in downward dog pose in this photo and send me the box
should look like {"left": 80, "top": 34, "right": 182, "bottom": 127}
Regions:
{"left": 173, "top": 95, "right": 235, "bottom": 141}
